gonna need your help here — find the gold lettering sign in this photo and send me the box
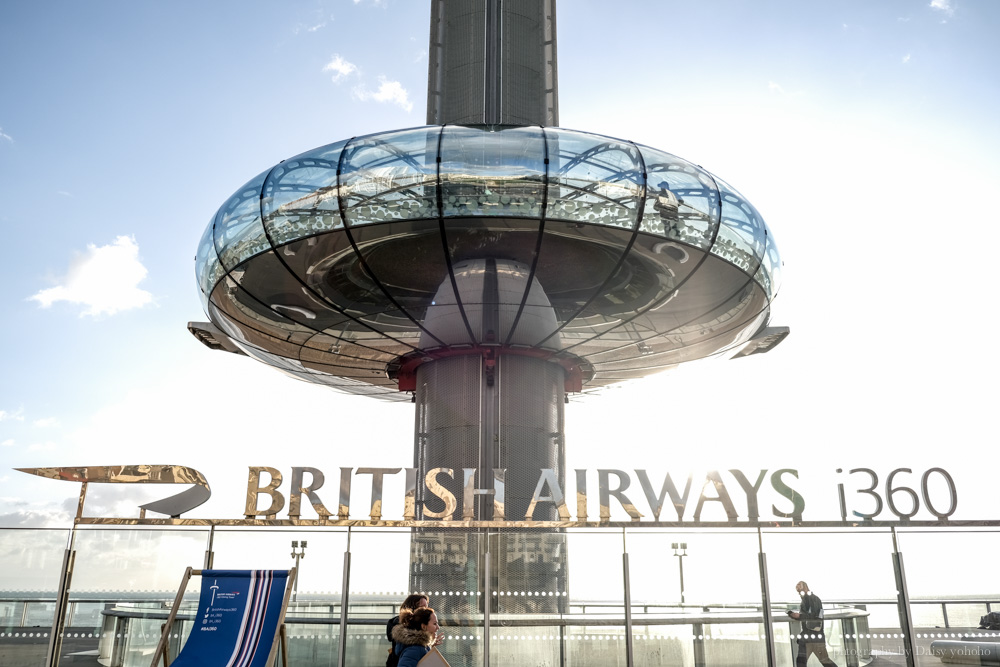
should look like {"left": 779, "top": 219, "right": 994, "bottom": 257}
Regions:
{"left": 15, "top": 464, "right": 965, "bottom": 527}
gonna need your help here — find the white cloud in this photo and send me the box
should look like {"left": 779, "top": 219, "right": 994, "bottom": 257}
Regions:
{"left": 0, "top": 127, "right": 12, "bottom": 143}
{"left": 307, "top": 22, "right": 326, "bottom": 32}
{"left": 0, "top": 507, "right": 72, "bottom": 528}
{"left": 0, "top": 439, "right": 13, "bottom": 447}
{"left": 0, "top": 408, "right": 25, "bottom": 422}
{"left": 902, "top": 53, "right": 912, "bottom": 64}
{"left": 323, "top": 54, "right": 358, "bottom": 83}
{"left": 768, "top": 81, "right": 785, "bottom": 94}
{"left": 29, "top": 235, "right": 153, "bottom": 317}
{"left": 353, "top": 77, "right": 413, "bottom": 112}
{"left": 929, "top": 0, "right": 955, "bottom": 15}
{"left": 33, "top": 417, "right": 60, "bottom": 428}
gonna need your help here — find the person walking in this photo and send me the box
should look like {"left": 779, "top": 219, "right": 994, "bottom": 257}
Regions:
{"left": 391, "top": 607, "right": 446, "bottom": 667}
{"left": 386, "top": 594, "right": 429, "bottom": 667}
{"left": 787, "top": 581, "right": 838, "bottom": 667}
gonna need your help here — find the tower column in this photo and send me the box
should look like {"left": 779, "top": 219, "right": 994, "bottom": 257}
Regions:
{"left": 427, "top": 0, "right": 559, "bottom": 126}
{"left": 411, "top": 353, "right": 569, "bottom": 613}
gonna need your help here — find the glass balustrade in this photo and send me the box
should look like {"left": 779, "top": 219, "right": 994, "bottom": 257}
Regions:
{"left": 3, "top": 525, "right": 997, "bottom": 667}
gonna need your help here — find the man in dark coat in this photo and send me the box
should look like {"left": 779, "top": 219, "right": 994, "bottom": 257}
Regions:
{"left": 787, "top": 581, "right": 838, "bottom": 667}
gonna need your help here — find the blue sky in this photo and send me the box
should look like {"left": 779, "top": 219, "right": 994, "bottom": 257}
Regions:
{"left": 1, "top": 0, "right": 998, "bottom": 528}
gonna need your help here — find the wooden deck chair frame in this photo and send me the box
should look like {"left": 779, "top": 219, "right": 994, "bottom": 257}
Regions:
{"left": 150, "top": 566, "right": 297, "bottom": 667}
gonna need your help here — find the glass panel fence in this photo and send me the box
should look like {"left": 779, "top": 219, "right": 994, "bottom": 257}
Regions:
{"left": 485, "top": 529, "right": 573, "bottom": 667}
{"left": 559, "top": 529, "right": 628, "bottom": 666}
{"left": 896, "top": 528, "right": 1000, "bottom": 667}
{"left": 13, "top": 524, "right": 1000, "bottom": 667}
{"left": 628, "top": 529, "right": 767, "bottom": 667}
{"left": 344, "top": 528, "right": 414, "bottom": 667}
{"left": 763, "top": 529, "right": 902, "bottom": 667}
{"left": 0, "top": 528, "right": 69, "bottom": 667}
{"left": 69, "top": 527, "right": 210, "bottom": 667}
{"left": 212, "top": 527, "right": 348, "bottom": 667}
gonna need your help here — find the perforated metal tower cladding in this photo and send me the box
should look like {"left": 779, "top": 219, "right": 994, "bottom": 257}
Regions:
{"left": 427, "top": 0, "right": 558, "bottom": 126}
{"left": 412, "top": 347, "right": 568, "bottom": 614}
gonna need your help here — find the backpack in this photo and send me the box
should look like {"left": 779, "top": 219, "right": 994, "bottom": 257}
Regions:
{"left": 979, "top": 612, "right": 1000, "bottom": 631}
{"left": 386, "top": 646, "right": 399, "bottom": 667}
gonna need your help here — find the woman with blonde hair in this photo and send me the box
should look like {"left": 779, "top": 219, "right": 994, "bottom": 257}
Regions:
{"left": 391, "top": 606, "right": 444, "bottom": 667}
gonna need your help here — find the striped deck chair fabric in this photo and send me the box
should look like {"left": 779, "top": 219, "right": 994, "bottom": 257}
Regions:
{"left": 154, "top": 569, "right": 293, "bottom": 667}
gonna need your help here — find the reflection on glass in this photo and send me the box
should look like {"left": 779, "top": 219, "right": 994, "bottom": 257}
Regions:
{"left": 640, "top": 147, "right": 720, "bottom": 249}
{"left": 440, "top": 126, "right": 546, "bottom": 219}
{"left": 263, "top": 139, "right": 348, "bottom": 246}
{"left": 341, "top": 127, "right": 439, "bottom": 228}
{"left": 715, "top": 176, "right": 767, "bottom": 276}
{"left": 548, "top": 129, "right": 642, "bottom": 230}
{"left": 195, "top": 220, "right": 222, "bottom": 304}
{"left": 213, "top": 169, "right": 271, "bottom": 271}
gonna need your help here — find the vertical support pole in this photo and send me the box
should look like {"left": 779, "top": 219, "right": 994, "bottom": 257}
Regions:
{"left": 678, "top": 554, "right": 686, "bottom": 605}
{"left": 622, "top": 529, "right": 634, "bottom": 667}
{"left": 891, "top": 528, "right": 917, "bottom": 667}
{"left": 75, "top": 482, "right": 88, "bottom": 520}
{"left": 204, "top": 525, "right": 215, "bottom": 569}
{"left": 45, "top": 527, "right": 77, "bottom": 667}
{"left": 692, "top": 622, "right": 706, "bottom": 667}
{"left": 559, "top": 624, "right": 566, "bottom": 667}
{"left": 337, "top": 529, "right": 352, "bottom": 667}
{"left": 844, "top": 614, "right": 860, "bottom": 667}
{"left": 758, "top": 535, "right": 777, "bottom": 667}
{"left": 483, "top": 545, "right": 491, "bottom": 667}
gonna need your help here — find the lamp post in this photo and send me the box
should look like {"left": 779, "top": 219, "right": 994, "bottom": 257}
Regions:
{"left": 671, "top": 542, "right": 687, "bottom": 605}
{"left": 290, "top": 540, "right": 307, "bottom": 601}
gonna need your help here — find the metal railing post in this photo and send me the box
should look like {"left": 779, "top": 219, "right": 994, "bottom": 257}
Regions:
{"left": 758, "top": 529, "right": 777, "bottom": 667}
{"left": 337, "top": 529, "right": 352, "bottom": 667}
{"left": 204, "top": 525, "right": 215, "bottom": 569}
{"left": 45, "top": 528, "right": 76, "bottom": 667}
{"left": 891, "top": 528, "right": 917, "bottom": 667}
{"left": 483, "top": 546, "right": 491, "bottom": 667}
{"left": 623, "top": 529, "right": 634, "bottom": 667}
{"left": 623, "top": 551, "right": 634, "bottom": 667}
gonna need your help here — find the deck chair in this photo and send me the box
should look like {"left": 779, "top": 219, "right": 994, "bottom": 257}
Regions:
{"left": 151, "top": 567, "right": 296, "bottom": 667}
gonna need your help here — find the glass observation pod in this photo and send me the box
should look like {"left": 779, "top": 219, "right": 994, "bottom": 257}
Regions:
{"left": 195, "top": 125, "right": 783, "bottom": 399}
